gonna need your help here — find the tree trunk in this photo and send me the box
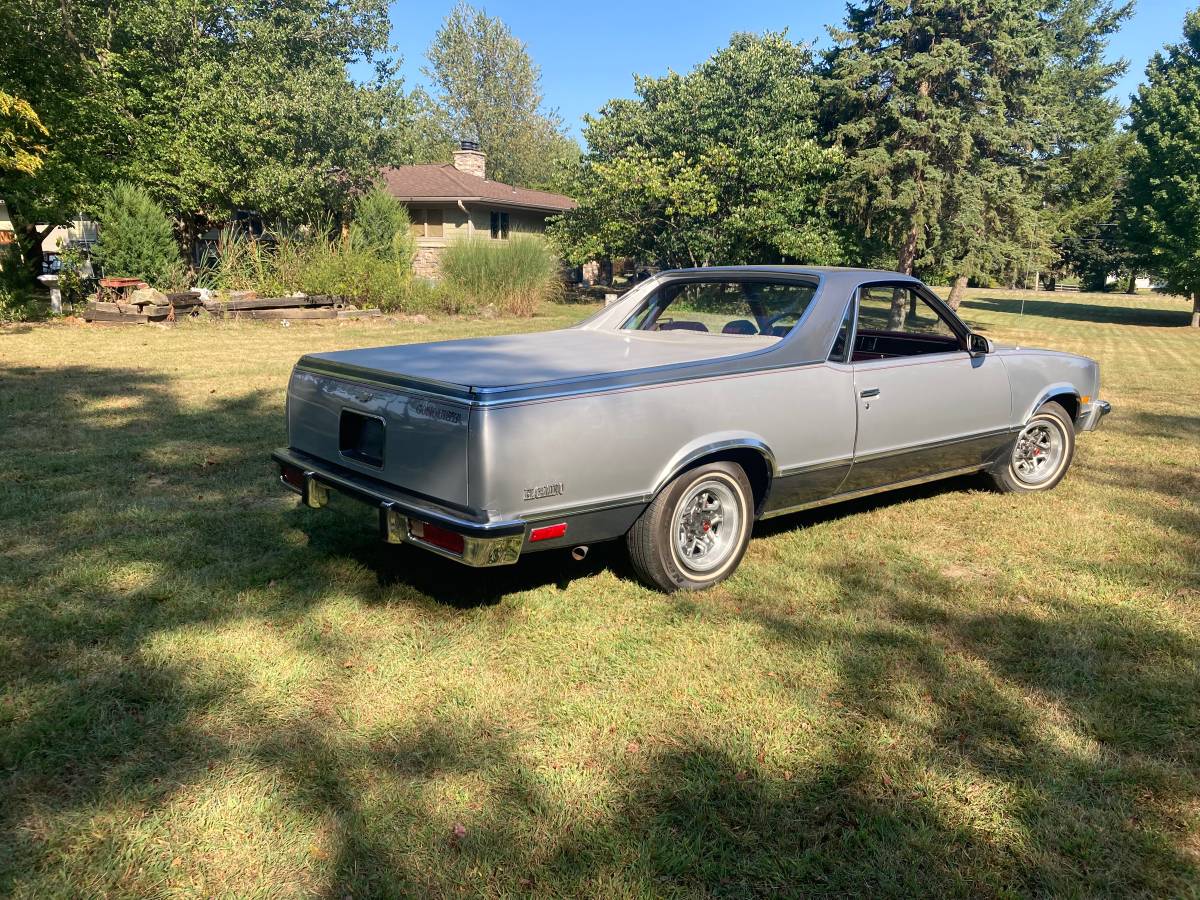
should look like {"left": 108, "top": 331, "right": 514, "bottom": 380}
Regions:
{"left": 947, "top": 274, "right": 969, "bottom": 311}
{"left": 1126, "top": 272, "right": 1137, "bottom": 294}
{"left": 888, "top": 287, "right": 908, "bottom": 330}
{"left": 20, "top": 222, "right": 54, "bottom": 282}
{"left": 897, "top": 220, "right": 920, "bottom": 275}
{"left": 1191, "top": 292, "right": 1199, "bottom": 328}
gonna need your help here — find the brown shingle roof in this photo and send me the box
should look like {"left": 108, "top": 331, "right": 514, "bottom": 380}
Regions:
{"left": 380, "top": 165, "right": 576, "bottom": 212}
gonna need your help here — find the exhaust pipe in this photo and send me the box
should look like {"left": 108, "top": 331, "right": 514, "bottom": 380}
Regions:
{"left": 571, "top": 545, "right": 589, "bottom": 561}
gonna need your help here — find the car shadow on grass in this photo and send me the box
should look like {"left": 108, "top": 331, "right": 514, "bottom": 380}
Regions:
{"left": 752, "top": 472, "right": 992, "bottom": 541}
{"left": 303, "top": 514, "right": 626, "bottom": 608}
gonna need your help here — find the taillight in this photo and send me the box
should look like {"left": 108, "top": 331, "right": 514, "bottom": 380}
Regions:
{"left": 529, "top": 522, "right": 567, "bottom": 542}
{"left": 410, "top": 520, "right": 465, "bottom": 555}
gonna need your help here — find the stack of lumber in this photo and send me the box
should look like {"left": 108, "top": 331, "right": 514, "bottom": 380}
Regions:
{"left": 84, "top": 290, "right": 380, "bottom": 325}
{"left": 207, "top": 293, "right": 381, "bottom": 320}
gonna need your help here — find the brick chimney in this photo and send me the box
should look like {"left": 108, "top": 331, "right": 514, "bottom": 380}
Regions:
{"left": 452, "top": 140, "right": 486, "bottom": 179}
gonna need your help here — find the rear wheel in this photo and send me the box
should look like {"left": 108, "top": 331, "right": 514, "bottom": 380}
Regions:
{"left": 626, "top": 461, "right": 754, "bottom": 592}
{"left": 990, "top": 400, "right": 1075, "bottom": 493}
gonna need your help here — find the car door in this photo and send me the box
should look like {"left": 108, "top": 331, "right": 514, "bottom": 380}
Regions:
{"left": 841, "top": 282, "right": 1012, "bottom": 494}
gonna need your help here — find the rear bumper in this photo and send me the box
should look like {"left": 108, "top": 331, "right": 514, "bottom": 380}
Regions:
{"left": 1077, "top": 399, "right": 1112, "bottom": 433}
{"left": 272, "top": 447, "right": 524, "bottom": 566}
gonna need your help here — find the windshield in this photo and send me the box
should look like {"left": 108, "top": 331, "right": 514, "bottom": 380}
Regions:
{"left": 620, "top": 279, "right": 818, "bottom": 338}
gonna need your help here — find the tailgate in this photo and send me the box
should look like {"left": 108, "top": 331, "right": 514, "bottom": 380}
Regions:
{"left": 286, "top": 366, "right": 471, "bottom": 508}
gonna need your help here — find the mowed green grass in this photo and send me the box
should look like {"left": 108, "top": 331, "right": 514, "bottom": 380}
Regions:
{"left": 0, "top": 290, "right": 1197, "bottom": 898}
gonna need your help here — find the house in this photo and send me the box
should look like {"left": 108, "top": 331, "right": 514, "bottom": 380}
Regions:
{"left": 381, "top": 141, "right": 575, "bottom": 278}
{"left": 39, "top": 214, "right": 98, "bottom": 272}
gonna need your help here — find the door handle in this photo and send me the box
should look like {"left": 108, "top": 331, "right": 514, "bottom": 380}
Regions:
{"left": 860, "top": 388, "right": 881, "bottom": 398}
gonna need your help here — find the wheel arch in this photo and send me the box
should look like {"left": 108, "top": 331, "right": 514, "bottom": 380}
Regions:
{"left": 652, "top": 437, "right": 777, "bottom": 517}
{"left": 1024, "top": 383, "right": 1081, "bottom": 423}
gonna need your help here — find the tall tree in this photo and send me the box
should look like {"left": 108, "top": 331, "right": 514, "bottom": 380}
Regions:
{"left": 1054, "top": 131, "right": 1137, "bottom": 290}
{"left": 0, "top": 0, "right": 423, "bottom": 260}
{"left": 1123, "top": 9, "right": 1200, "bottom": 327}
{"left": 552, "top": 32, "right": 846, "bottom": 268}
{"left": 424, "top": 2, "right": 578, "bottom": 190}
{"left": 823, "top": 0, "right": 1129, "bottom": 309}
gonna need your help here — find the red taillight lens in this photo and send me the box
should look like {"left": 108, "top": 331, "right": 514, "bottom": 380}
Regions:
{"left": 529, "top": 522, "right": 567, "bottom": 542}
{"left": 281, "top": 465, "right": 305, "bottom": 491}
{"left": 411, "top": 520, "right": 465, "bottom": 555}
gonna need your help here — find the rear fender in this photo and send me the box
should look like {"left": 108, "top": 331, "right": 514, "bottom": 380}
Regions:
{"left": 652, "top": 435, "right": 778, "bottom": 502}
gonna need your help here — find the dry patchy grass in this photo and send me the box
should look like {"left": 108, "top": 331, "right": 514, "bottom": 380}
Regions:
{"left": 0, "top": 291, "right": 1197, "bottom": 897}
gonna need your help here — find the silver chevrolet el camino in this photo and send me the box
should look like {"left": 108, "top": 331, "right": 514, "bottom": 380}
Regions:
{"left": 274, "top": 266, "right": 1111, "bottom": 592}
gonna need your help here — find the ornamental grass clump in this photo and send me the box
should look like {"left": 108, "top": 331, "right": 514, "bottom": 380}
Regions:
{"left": 200, "top": 192, "right": 416, "bottom": 310}
{"left": 439, "top": 235, "right": 560, "bottom": 316}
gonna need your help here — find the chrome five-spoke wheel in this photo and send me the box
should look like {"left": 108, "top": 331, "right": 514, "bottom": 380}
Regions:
{"left": 1011, "top": 420, "right": 1065, "bottom": 485}
{"left": 626, "top": 461, "right": 754, "bottom": 592}
{"left": 991, "top": 400, "right": 1076, "bottom": 493}
{"left": 671, "top": 479, "right": 742, "bottom": 574}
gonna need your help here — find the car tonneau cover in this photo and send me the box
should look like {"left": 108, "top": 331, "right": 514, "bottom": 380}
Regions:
{"left": 298, "top": 329, "right": 780, "bottom": 401}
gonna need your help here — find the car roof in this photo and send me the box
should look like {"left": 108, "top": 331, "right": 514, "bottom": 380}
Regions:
{"left": 659, "top": 265, "right": 922, "bottom": 289}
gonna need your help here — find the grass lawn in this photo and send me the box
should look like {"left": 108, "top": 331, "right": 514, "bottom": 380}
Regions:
{"left": 1, "top": 289, "right": 1197, "bottom": 897}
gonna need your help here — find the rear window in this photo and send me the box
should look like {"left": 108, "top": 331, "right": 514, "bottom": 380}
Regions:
{"left": 621, "top": 280, "right": 818, "bottom": 338}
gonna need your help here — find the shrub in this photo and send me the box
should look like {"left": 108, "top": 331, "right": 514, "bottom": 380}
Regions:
{"left": 200, "top": 192, "right": 415, "bottom": 311}
{"left": 56, "top": 245, "right": 92, "bottom": 311}
{"left": 0, "top": 246, "right": 37, "bottom": 322}
{"left": 439, "top": 236, "right": 560, "bottom": 316}
{"left": 350, "top": 188, "right": 416, "bottom": 267}
{"left": 92, "top": 182, "right": 184, "bottom": 287}
{"left": 200, "top": 226, "right": 412, "bottom": 311}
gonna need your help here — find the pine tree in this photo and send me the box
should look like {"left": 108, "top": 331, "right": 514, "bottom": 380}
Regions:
{"left": 823, "top": 0, "right": 1129, "bottom": 310}
{"left": 1123, "top": 10, "right": 1200, "bottom": 327}
{"left": 92, "top": 182, "right": 181, "bottom": 287}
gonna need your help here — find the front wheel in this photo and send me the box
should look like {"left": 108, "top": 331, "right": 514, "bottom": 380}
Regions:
{"left": 626, "top": 461, "right": 754, "bottom": 592}
{"left": 990, "top": 400, "right": 1076, "bottom": 493}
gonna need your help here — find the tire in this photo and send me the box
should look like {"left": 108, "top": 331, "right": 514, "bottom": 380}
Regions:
{"left": 989, "top": 400, "right": 1076, "bottom": 493}
{"left": 626, "top": 461, "right": 754, "bottom": 592}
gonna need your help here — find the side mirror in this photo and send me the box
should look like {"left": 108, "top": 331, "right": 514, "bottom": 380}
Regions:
{"left": 968, "top": 333, "right": 990, "bottom": 355}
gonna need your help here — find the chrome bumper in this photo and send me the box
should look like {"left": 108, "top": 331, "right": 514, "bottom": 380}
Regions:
{"left": 272, "top": 447, "right": 524, "bottom": 567}
{"left": 1077, "top": 399, "right": 1112, "bottom": 432}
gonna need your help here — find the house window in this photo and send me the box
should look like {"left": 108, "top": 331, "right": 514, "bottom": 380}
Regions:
{"left": 409, "top": 208, "right": 444, "bottom": 239}
{"left": 489, "top": 210, "right": 510, "bottom": 240}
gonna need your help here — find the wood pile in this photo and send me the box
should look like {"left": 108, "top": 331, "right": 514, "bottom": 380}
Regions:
{"left": 83, "top": 289, "right": 381, "bottom": 325}
{"left": 210, "top": 294, "right": 381, "bottom": 321}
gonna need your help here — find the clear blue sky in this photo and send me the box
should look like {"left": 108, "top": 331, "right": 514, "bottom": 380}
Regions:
{"left": 368, "top": 0, "right": 1194, "bottom": 141}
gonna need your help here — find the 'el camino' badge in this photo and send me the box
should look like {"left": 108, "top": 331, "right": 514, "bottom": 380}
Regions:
{"left": 410, "top": 400, "right": 464, "bottom": 425}
{"left": 524, "top": 482, "right": 564, "bottom": 501}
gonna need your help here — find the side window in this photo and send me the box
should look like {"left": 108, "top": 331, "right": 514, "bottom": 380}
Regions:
{"left": 852, "top": 285, "right": 962, "bottom": 360}
{"left": 856, "top": 286, "right": 958, "bottom": 339}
